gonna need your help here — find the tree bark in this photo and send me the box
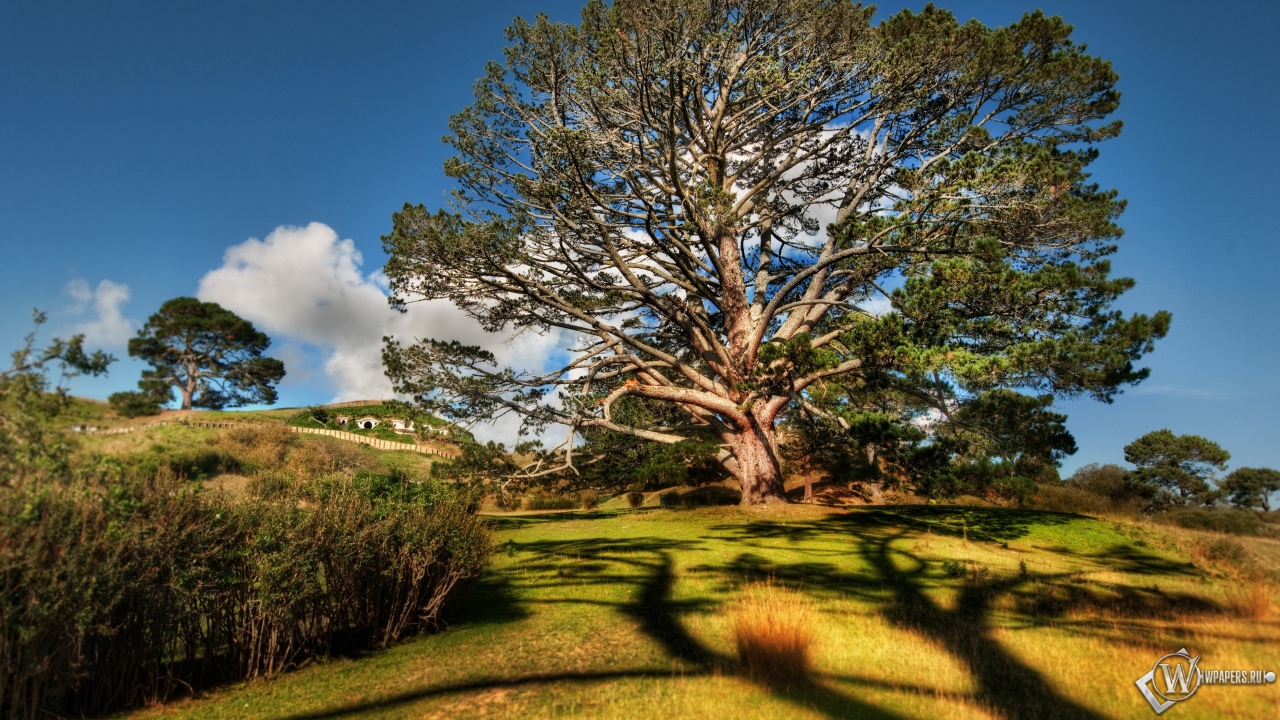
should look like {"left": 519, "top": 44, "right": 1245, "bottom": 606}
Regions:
{"left": 733, "top": 415, "right": 788, "bottom": 505}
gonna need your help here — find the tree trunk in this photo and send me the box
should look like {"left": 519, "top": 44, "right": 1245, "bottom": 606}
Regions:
{"left": 734, "top": 419, "right": 788, "bottom": 505}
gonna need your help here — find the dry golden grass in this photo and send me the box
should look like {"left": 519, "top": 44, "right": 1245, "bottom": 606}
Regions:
{"left": 732, "top": 581, "right": 814, "bottom": 690}
{"left": 285, "top": 436, "right": 378, "bottom": 480}
{"left": 217, "top": 424, "right": 296, "bottom": 471}
{"left": 1230, "top": 581, "right": 1274, "bottom": 620}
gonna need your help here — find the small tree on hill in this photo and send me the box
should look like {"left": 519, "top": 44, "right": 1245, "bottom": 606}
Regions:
{"left": 1123, "top": 429, "right": 1229, "bottom": 507}
{"left": 382, "top": 1, "right": 1169, "bottom": 504}
{"left": 1220, "top": 467, "right": 1280, "bottom": 512}
{"left": 2, "top": 310, "right": 113, "bottom": 483}
{"left": 115, "top": 297, "right": 285, "bottom": 411}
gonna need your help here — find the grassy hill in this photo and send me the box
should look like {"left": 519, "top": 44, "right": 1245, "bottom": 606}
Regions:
{"left": 63, "top": 400, "right": 448, "bottom": 482}
{"left": 121, "top": 504, "right": 1279, "bottom": 719}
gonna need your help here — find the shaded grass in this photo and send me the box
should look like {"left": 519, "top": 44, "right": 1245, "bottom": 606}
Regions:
{"left": 120, "top": 505, "right": 1280, "bottom": 719}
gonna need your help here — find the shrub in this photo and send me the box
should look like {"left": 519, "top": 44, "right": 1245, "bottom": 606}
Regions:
{"left": 1066, "top": 463, "right": 1133, "bottom": 499}
{"left": 733, "top": 582, "right": 814, "bottom": 689}
{"left": 0, "top": 467, "right": 490, "bottom": 719}
{"left": 658, "top": 490, "right": 682, "bottom": 508}
{"left": 285, "top": 437, "right": 377, "bottom": 481}
{"left": 526, "top": 495, "right": 576, "bottom": 511}
{"left": 626, "top": 491, "right": 645, "bottom": 509}
{"left": 680, "top": 485, "right": 741, "bottom": 506}
{"left": 218, "top": 424, "right": 296, "bottom": 472}
{"left": 1035, "top": 484, "right": 1118, "bottom": 515}
{"left": 577, "top": 489, "right": 600, "bottom": 509}
{"left": 1154, "top": 507, "right": 1273, "bottom": 536}
{"left": 108, "top": 389, "right": 165, "bottom": 417}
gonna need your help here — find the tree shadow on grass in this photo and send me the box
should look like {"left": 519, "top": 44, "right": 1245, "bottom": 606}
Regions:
{"left": 855, "top": 525, "right": 1107, "bottom": 720}
{"left": 283, "top": 507, "right": 1219, "bottom": 720}
{"left": 281, "top": 539, "right": 905, "bottom": 720}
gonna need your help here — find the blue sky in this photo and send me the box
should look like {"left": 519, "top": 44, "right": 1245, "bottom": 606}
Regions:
{"left": 2, "top": 0, "right": 1277, "bottom": 473}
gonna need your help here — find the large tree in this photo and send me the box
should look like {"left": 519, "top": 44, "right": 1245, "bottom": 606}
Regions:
{"left": 382, "top": 1, "right": 1169, "bottom": 504}
{"left": 122, "top": 297, "right": 285, "bottom": 411}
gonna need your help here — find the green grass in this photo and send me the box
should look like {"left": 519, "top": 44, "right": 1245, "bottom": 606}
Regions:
{"left": 121, "top": 505, "right": 1280, "bottom": 719}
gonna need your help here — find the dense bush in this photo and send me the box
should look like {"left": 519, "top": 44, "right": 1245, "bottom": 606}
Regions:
{"left": 0, "top": 466, "right": 491, "bottom": 719}
{"left": 659, "top": 490, "right": 682, "bottom": 508}
{"left": 526, "top": 495, "right": 576, "bottom": 511}
{"left": 626, "top": 491, "right": 645, "bottom": 509}
{"left": 1034, "top": 483, "right": 1119, "bottom": 515}
{"left": 1032, "top": 464, "right": 1148, "bottom": 517}
{"left": 680, "top": 485, "right": 741, "bottom": 506}
{"left": 1153, "top": 507, "right": 1275, "bottom": 537}
{"left": 285, "top": 437, "right": 378, "bottom": 480}
{"left": 577, "top": 489, "right": 600, "bottom": 509}
{"left": 217, "top": 423, "right": 297, "bottom": 472}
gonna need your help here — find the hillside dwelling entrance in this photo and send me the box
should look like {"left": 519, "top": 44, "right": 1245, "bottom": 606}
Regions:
{"left": 356, "top": 417, "right": 379, "bottom": 429}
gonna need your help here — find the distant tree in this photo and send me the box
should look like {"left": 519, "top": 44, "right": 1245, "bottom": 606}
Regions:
{"left": 108, "top": 377, "right": 173, "bottom": 417}
{"left": 382, "top": 1, "right": 1169, "bottom": 504}
{"left": 1066, "top": 463, "right": 1141, "bottom": 503}
{"left": 1123, "top": 429, "right": 1229, "bottom": 507}
{"left": 121, "top": 297, "right": 285, "bottom": 411}
{"left": 1220, "top": 467, "right": 1280, "bottom": 512}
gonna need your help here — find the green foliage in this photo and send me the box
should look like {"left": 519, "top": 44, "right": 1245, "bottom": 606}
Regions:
{"left": 431, "top": 441, "right": 519, "bottom": 485}
{"left": 1124, "top": 429, "right": 1230, "bottom": 507}
{"left": 625, "top": 491, "right": 644, "bottom": 509}
{"left": 108, "top": 377, "right": 173, "bottom": 417}
{"left": 915, "top": 456, "right": 1039, "bottom": 504}
{"left": 1066, "top": 463, "right": 1143, "bottom": 504}
{"left": 309, "top": 404, "right": 331, "bottom": 425}
{"left": 0, "top": 466, "right": 491, "bottom": 718}
{"left": 1220, "top": 467, "right": 1280, "bottom": 512}
{"left": 1, "top": 310, "right": 113, "bottom": 485}
{"left": 125, "top": 297, "right": 286, "bottom": 411}
{"left": 948, "top": 390, "right": 1077, "bottom": 477}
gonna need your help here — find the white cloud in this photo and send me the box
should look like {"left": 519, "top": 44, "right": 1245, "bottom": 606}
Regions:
{"left": 196, "top": 223, "right": 568, "bottom": 441}
{"left": 62, "top": 278, "right": 136, "bottom": 348}
{"left": 859, "top": 295, "right": 894, "bottom": 317}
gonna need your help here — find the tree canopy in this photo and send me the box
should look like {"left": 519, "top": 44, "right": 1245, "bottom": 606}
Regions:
{"left": 116, "top": 297, "right": 285, "bottom": 411}
{"left": 1123, "top": 429, "right": 1229, "bottom": 507}
{"left": 1221, "top": 467, "right": 1280, "bottom": 512}
{"left": 382, "top": 0, "right": 1169, "bottom": 504}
